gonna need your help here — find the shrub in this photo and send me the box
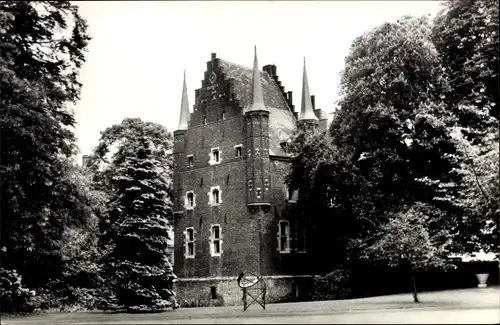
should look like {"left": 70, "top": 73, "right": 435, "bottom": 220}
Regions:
{"left": 311, "top": 268, "right": 353, "bottom": 301}
{"left": 0, "top": 268, "right": 36, "bottom": 313}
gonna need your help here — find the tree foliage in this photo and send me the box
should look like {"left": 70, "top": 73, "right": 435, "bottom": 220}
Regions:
{"left": 0, "top": 1, "right": 97, "bottom": 304}
{"left": 360, "top": 203, "right": 454, "bottom": 302}
{"left": 90, "top": 119, "right": 177, "bottom": 312}
{"left": 287, "top": 16, "right": 466, "bottom": 273}
{"left": 432, "top": 0, "right": 499, "bottom": 254}
{"left": 288, "top": 3, "right": 499, "bottom": 280}
{"left": 432, "top": 0, "right": 499, "bottom": 135}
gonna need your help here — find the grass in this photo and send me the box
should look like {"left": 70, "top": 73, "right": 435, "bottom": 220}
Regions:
{"left": 3, "top": 286, "right": 498, "bottom": 324}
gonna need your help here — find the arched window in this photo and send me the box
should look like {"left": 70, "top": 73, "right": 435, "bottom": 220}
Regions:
{"left": 203, "top": 116, "right": 207, "bottom": 125}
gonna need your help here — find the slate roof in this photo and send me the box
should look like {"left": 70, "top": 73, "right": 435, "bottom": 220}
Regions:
{"left": 219, "top": 60, "right": 296, "bottom": 157}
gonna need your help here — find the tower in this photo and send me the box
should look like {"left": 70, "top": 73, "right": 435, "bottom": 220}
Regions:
{"left": 245, "top": 47, "right": 271, "bottom": 208}
{"left": 173, "top": 70, "right": 190, "bottom": 220}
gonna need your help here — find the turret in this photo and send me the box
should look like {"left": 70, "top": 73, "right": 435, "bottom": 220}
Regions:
{"left": 173, "top": 71, "right": 190, "bottom": 214}
{"left": 297, "top": 58, "right": 319, "bottom": 134}
{"left": 245, "top": 47, "right": 271, "bottom": 209}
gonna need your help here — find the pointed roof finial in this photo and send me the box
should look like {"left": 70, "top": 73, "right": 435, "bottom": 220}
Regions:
{"left": 248, "top": 46, "right": 268, "bottom": 112}
{"left": 298, "top": 57, "right": 318, "bottom": 121}
{"left": 177, "top": 70, "right": 190, "bottom": 130}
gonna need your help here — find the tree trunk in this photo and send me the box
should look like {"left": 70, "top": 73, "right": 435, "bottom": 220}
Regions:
{"left": 411, "top": 273, "right": 419, "bottom": 303}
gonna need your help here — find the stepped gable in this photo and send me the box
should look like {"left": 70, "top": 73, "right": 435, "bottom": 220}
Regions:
{"left": 219, "top": 59, "right": 296, "bottom": 157}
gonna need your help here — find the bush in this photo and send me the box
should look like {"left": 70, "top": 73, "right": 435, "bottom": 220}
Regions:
{"left": 311, "top": 269, "right": 353, "bottom": 301}
{"left": 0, "top": 268, "right": 36, "bottom": 313}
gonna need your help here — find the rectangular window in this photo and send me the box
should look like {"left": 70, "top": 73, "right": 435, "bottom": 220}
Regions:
{"left": 234, "top": 144, "right": 243, "bottom": 158}
{"left": 185, "top": 227, "right": 195, "bottom": 258}
{"left": 211, "top": 148, "right": 220, "bottom": 164}
{"left": 185, "top": 191, "right": 195, "bottom": 209}
{"left": 208, "top": 186, "right": 222, "bottom": 206}
{"left": 296, "top": 222, "right": 306, "bottom": 253}
{"left": 278, "top": 220, "right": 290, "bottom": 253}
{"left": 212, "top": 188, "right": 220, "bottom": 204}
{"left": 187, "top": 155, "right": 193, "bottom": 167}
{"left": 211, "top": 225, "right": 222, "bottom": 256}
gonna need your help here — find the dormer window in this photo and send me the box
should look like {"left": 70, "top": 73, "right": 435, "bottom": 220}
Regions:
{"left": 234, "top": 144, "right": 242, "bottom": 158}
{"left": 209, "top": 147, "right": 220, "bottom": 165}
{"left": 187, "top": 155, "right": 193, "bottom": 167}
{"left": 208, "top": 186, "right": 222, "bottom": 206}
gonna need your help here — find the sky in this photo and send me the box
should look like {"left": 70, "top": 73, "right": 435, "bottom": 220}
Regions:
{"left": 73, "top": 1, "right": 443, "bottom": 162}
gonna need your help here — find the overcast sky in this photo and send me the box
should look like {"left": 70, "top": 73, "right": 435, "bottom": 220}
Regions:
{"left": 73, "top": 1, "right": 443, "bottom": 161}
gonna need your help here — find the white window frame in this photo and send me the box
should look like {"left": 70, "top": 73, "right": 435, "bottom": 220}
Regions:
{"left": 184, "top": 227, "right": 195, "bottom": 258}
{"left": 277, "top": 220, "right": 291, "bottom": 253}
{"left": 234, "top": 144, "right": 243, "bottom": 158}
{"left": 185, "top": 191, "right": 196, "bottom": 210}
{"left": 186, "top": 154, "right": 194, "bottom": 167}
{"left": 208, "top": 186, "right": 222, "bottom": 206}
{"left": 210, "top": 224, "right": 223, "bottom": 256}
{"left": 209, "top": 147, "right": 221, "bottom": 165}
{"left": 256, "top": 187, "right": 262, "bottom": 199}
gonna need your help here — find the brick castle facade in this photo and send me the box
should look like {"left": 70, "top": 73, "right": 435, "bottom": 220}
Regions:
{"left": 172, "top": 49, "right": 328, "bottom": 307}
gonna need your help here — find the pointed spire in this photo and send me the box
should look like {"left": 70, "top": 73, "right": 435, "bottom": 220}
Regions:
{"left": 298, "top": 57, "right": 318, "bottom": 121}
{"left": 248, "top": 46, "right": 268, "bottom": 112}
{"left": 177, "top": 70, "right": 190, "bottom": 130}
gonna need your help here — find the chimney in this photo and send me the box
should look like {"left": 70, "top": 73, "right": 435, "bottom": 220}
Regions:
{"left": 82, "top": 155, "right": 90, "bottom": 167}
{"left": 287, "top": 91, "right": 293, "bottom": 105}
{"left": 311, "top": 95, "right": 316, "bottom": 110}
{"left": 211, "top": 53, "right": 217, "bottom": 60}
{"left": 264, "top": 64, "right": 277, "bottom": 77}
{"left": 314, "top": 109, "right": 322, "bottom": 120}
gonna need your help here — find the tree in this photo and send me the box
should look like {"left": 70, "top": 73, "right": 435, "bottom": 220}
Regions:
{"left": 432, "top": 0, "right": 499, "bottom": 256}
{"left": 360, "top": 203, "right": 454, "bottom": 303}
{"left": 89, "top": 118, "right": 177, "bottom": 311}
{"left": 450, "top": 127, "right": 499, "bottom": 254}
{"left": 0, "top": 0, "right": 92, "bottom": 297}
{"left": 432, "top": 0, "right": 499, "bottom": 135}
{"left": 287, "top": 16, "right": 465, "bottom": 271}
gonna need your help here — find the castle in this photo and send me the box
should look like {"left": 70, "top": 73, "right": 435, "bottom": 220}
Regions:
{"left": 172, "top": 49, "right": 328, "bottom": 307}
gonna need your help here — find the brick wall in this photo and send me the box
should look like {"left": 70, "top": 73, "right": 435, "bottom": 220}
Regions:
{"left": 174, "top": 275, "right": 314, "bottom": 307}
{"left": 172, "top": 53, "right": 315, "bottom": 305}
{"left": 174, "top": 115, "right": 262, "bottom": 278}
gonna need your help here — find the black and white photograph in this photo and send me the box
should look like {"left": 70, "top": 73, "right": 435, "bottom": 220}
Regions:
{"left": 1, "top": 0, "right": 498, "bottom": 324}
